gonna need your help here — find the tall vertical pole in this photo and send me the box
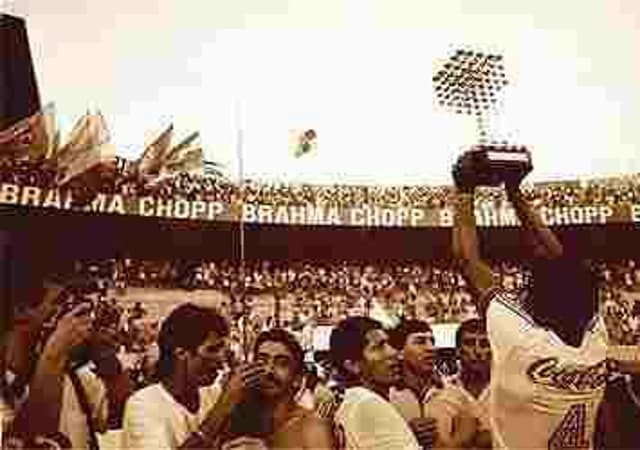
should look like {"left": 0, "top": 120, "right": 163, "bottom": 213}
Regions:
{"left": 235, "top": 98, "right": 249, "bottom": 361}
{"left": 236, "top": 100, "right": 245, "bottom": 264}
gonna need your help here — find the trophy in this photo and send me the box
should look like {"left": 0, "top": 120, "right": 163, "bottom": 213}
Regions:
{"left": 433, "top": 48, "right": 532, "bottom": 186}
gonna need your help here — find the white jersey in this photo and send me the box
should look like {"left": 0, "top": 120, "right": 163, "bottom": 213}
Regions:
{"left": 438, "top": 376, "right": 492, "bottom": 435}
{"left": 122, "top": 382, "right": 220, "bottom": 450}
{"left": 487, "top": 291, "right": 608, "bottom": 450}
{"left": 334, "top": 386, "right": 420, "bottom": 450}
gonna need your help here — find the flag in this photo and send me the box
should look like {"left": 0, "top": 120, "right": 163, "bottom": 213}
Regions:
{"left": 204, "top": 160, "right": 225, "bottom": 178}
{"left": 57, "top": 141, "right": 116, "bottom": 186}
{"left": 162, "top": 147, "right": 204, "bottom": 175}
{"left": 289, "top": 129, "right": 317, "bottom": 158}
{"left": 29, "top": 102, "right": 57, "bottom": 161}
{"left": 136, "top": 124, "right": 174, "bottom": 177}
{"left": 56, "top": 111, "right": 114, "bottom": 188}
{"left": 0, "top": 113, "right": 35, "bottom": 158}
{"left": 165, "top": 131, "right": 200, "bottom": 163}
{"left": 55, "top": 112, "right": 110, "bottom": 177}
{"left": 53, "top": 111, "right": 93, "bottom": 163}
{"left": 0, "top": 103, "right": 56, "bottom": 160}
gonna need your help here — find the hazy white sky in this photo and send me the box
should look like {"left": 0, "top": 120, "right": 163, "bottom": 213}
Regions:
{"left": 10, "top": 0, "right": 640, "bottom": 185}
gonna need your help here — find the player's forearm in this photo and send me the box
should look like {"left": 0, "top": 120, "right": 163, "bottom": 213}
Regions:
{"left": 452, "top": 190, "right": 495, "bottom": 313}
{"left": 506, "top": 187, "right": 563, "bottom": 259}
{"left": 9, "top": 354, "right": 66, "bottom": 437}
{"left": 452, "top": 191, "right": 481, "bottom": 262}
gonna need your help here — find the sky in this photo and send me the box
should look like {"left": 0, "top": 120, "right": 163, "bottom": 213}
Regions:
{"left": 7, "top": 0, "right": 640, "bottom": 185}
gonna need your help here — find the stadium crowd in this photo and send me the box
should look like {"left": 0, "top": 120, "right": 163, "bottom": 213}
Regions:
{"left": 3, "top": 158, "right": 640, "bottom": 209}
{"left": 4, "top": 160, "right": 640, "bottom": 448}
{"left": 3, "top": 254, "right": 640, "bottom": 449}
{"left": 76, "top": 257, "right": 640, "bottom": 343}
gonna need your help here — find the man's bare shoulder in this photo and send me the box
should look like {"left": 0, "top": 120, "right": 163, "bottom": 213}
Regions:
{"left": 271, "top": 406, "right": 334, "bottom": 449}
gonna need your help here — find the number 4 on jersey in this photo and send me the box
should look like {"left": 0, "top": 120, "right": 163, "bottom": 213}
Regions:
{"left": 548, "top": 403, "right": 589, "bottom": 449}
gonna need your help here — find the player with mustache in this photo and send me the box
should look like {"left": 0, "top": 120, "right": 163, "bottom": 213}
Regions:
{"left": 222, "top": 328, "right": 334, "bottom": 449}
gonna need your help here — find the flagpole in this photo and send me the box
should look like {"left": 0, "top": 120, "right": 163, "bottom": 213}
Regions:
{"left": 235, "top": 97, "right": 249, "bottom": 361}
{"left": 236, "top": 99, "right": 245, "bottom": 264}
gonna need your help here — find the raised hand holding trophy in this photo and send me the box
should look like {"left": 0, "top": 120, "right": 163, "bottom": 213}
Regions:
{"left": 434, "top": 48, "right": 532, "bottom": 187}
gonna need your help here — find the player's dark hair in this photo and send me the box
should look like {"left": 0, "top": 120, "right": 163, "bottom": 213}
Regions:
{"left": 455, "top": 318, "right": 486, "bottom": 349}
{"left": 330, "top": 316, "right": 382, "bottom": 381}
{"left": 253, "top": 328, "right": 305, "bottom": 376}
{"left": 530, "top": 256, "right": 598, "bottom": 347}
{"left": 157, "top": 303, "right": 229, "bottom": 379}
{"left": 390, "top": 319, "right": 434, "bottom": 350}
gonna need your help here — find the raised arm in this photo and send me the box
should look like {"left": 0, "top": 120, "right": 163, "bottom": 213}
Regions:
{"left": 451, "top": 156, "right": 496, "bottom": 317}
{"left": 9, "top": 303, "right": 92, "bottom": 440}
{"left": 452, "top": 189, "right": 495, "bottom": 316}
{"left": 505, "top": 186, "right": 563, "bottom": 260}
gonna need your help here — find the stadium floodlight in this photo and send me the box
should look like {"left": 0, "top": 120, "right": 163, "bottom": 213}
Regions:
{"left": 433, "top": 47, "right": 509, "bottom": 142}
{"left": 435, "top": 47, "right": 532, "bottom": 187}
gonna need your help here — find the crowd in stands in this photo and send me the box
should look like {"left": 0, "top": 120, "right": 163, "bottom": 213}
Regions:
{"left": 74, "top": 257, "right": 640, "bottom": 360}
{"left": 3, "top": 158, "right": 640, "bottom": 209}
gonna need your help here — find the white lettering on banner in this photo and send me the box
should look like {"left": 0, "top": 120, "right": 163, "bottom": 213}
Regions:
{"left": 63, "top": 191, "right": 73, "bottom": 210}
{"left": 174, "top": 199, "right": 190, "bottom": 219}
{"left": 190, "top": 201, "right": 206, "bottom": 220}
{"left": 21, "top": 186, "right": 40, "bottom": 207}
{"left": 156, "top": 199, "right": 173, "bottom": 217}
{"left": 410, "top": 209, "right": 425, "bottom": 227}
{"left": 242, "top": 204, "right": 342, "bottom": 225}
{"left": 327, "top": 208, "right": 342, "bottom": 225}
{"left": 207, "top": 202, "right": 224, "bottom": 220}
{"left": 108, "top": 195, "right": 125, "bottom": 215}
{"left": 84, "top": 194, "right": 108, "bottom": 213}
{"left": 499, "top": 207, "right": 519, "bottom": 226}
{"left": 137, "top": 198, "right": 224, "bottom": 220}
{"left": 440, "top": 206, "right": 517, "bottom": 227}
{"left": 0, "top": 183, "right": 71, "bottom": 211}
{"left": 41, "top": 189, "right": 62, "bottom": 209}
{"left": 0, "top": 184, "right": 20, "bottom": 204}
{"left": 139, "top": 197, "right": 154, "bottom": 217}
{"left": 243, "top": 204, "right": 257, "bottom": 222}
{"left": 274, "top": 206, "right": 289, "bottom": 224}
{"left": 83, "top": 194, "right": 123, "bottom": 215}
{"left": 0, "top": 182, "right": 632, "bottom": 227}
{"left": 350, "top": 206, "right": 422, "bottom": 227}
{"left": 540, "top": 207, "right": 551, "bottom": 226}
{"left": 584, "top": 206, "right": 598, "bottom": 223}
{"left": 541, "top": 206, "right": 613, "bottom": 226}
{"left": 477, "top": 206, "right": 499, "bottom": 227}
{"left": 601, "top": 206, "right": 613, "bottom": 223}
{"left": 439, "top": 208, "right": 454, "bottom": 227}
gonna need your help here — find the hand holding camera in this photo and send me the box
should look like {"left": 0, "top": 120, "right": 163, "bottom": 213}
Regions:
{"left": 41, "top": 303, "right": 93, "bottom": 372}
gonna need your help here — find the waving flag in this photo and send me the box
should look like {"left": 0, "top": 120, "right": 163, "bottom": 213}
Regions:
{"left": 56, "top": 111, "right": 115, "bottom": 188}
{"left": 162, "top": 146, "right": 204, "bottom": 175}
{"left": 136, "top": 124, "right": 174, "bottom": 177}
{"left": 289, "top": 129, "right": 318, "bottom": 158}
{"left": 165, "top": 131, "right": 200, "bottom": 163}
{"left": 203, "top": 160, "right": 225, "bottom": 178}
{"left": 0, "top": 103, "right": 56, "bottom": 160}
{"left": 53, "top": 111, "right": 93, "bottom": 163}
